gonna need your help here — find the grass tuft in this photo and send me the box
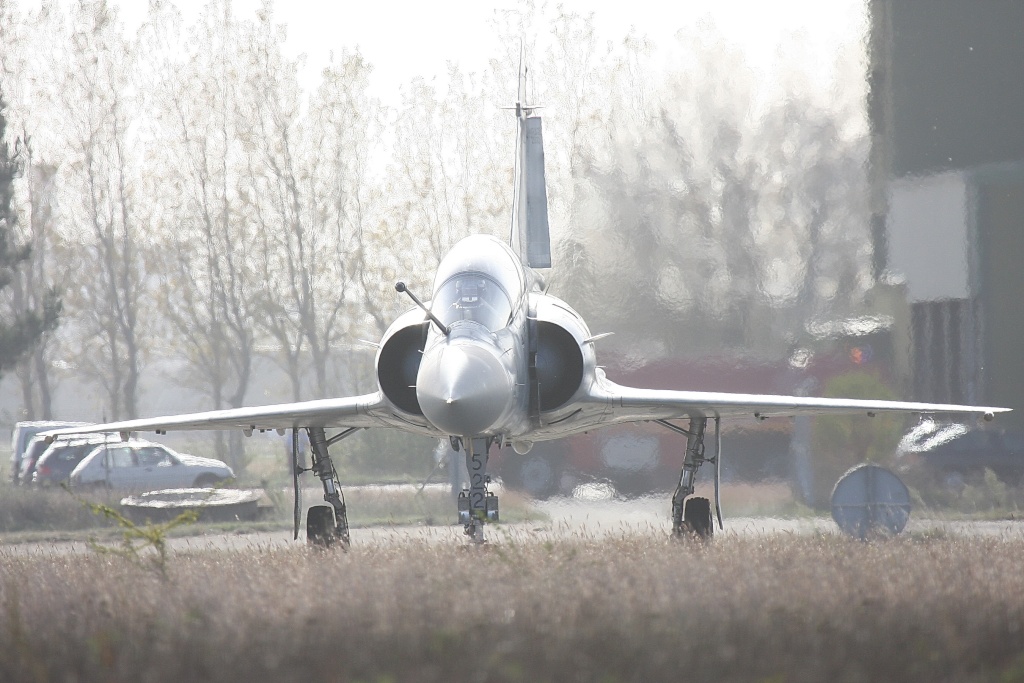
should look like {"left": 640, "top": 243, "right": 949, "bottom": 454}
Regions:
{"left": 67, "top": 485, "right": 199, "bottom": 580}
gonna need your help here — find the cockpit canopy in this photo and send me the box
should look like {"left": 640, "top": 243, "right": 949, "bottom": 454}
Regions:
{"left": 430, "top": 235, "right": 526, "bottom": 332}
{"left": 433, "top": 273, "right": 513, "bottom": 331}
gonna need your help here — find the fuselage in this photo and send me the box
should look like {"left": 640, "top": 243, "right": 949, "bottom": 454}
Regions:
{"left": 415, "top": 235, "right": 534, "bottom": 439}
{"left": 374, "top": 233, "right": 603, "bottom": 444}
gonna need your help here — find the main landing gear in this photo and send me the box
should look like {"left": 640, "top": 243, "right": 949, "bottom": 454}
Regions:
{"left": 295, "top": 426, "right": 357, "bottom": 549}
{"left": 291, "top": 419, "right": 716, "bottom": 546}
{"left": 454, "top": 436, "right": 499, "bottom": 544}
{"left": 657, "top": 416, "right": 723, "bottom": 540}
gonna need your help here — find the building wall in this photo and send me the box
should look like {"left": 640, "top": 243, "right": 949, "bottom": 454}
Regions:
{"left": 870, "top": 0, "right": 1024, "bottom": 418}
{"left": 979, "top": 179, "right": 1024, "bottom": 424}
{"left": 887, "top": 172, "right": 970, "bottom": 302}
{"left": 887, "top": 0, "right": 1024, "bottom": 177}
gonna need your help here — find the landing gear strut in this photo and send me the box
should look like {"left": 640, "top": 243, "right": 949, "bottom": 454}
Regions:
{"left": 456, "top": 437, "right": 499, "bottom": 543}
{"left": 658, "top": 416, "right": 723, "bottom": 540}
{"left": 303, "top": 426, "right": 356, "bottom": 549}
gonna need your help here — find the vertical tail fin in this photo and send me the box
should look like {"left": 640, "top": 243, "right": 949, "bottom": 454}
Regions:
{"left": 509, "top": 46, "right": 551, "bottom": 269}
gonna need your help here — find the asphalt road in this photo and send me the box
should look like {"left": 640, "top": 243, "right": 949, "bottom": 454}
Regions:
{"left": 7, "top": 488, "right": 1024, "bottom": 556}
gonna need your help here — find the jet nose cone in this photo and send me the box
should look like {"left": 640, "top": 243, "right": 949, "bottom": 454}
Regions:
{"left": 417, "top": 342, "right": 513, "bottom": 435}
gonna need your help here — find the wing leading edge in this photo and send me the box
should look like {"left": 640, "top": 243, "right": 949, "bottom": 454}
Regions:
{"left": 42, "top": 392, "right": 391, "bottom": 440}
{"left": 587, "top": 376, "right": 1010, "bottom": 425}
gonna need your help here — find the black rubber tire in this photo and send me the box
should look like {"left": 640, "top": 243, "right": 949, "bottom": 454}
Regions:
{"left": 683, "top": 497, "right": 714, "bottom": 540}
{"left": 306, "top": 505, "right": 337, "bottom": 547}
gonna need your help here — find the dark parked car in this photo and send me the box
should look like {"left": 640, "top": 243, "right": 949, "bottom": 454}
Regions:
{"left": 33, "top": 436, "right": 116, "bottom": 487}
{"left": 898, "top": 420, "right": 1024, "bottom": 483}
{"left": 17, "top": 435, "right": 53, "bottom": 486}
{"left": 9, "top": 420, "right": 89, "bottom": 484}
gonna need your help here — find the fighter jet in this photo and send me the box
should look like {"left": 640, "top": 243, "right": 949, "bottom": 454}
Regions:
{"left": 45, "top": 62, "right": 1009, "bottom": 546}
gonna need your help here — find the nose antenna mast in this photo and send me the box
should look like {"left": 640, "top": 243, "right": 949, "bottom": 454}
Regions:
{"left": 396, "top": 282, "right": 450, "bottom": 336}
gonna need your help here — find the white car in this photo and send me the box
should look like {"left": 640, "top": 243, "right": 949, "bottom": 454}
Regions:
{"left": 69, "top": 440, "right": 234, "bottom": 491}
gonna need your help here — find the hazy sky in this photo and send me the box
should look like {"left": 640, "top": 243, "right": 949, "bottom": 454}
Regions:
{"left": 96, "top": 0, "right": 867, "bottom": 104}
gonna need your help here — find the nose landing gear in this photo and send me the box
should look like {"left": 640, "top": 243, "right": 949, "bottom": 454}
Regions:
{"left": 455, "top": 437, "right": 500, "bottom": 543}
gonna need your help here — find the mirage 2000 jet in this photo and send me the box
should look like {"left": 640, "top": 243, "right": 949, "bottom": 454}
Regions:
{"left": 45, "top": 64, "right": 1009, "bottom": 546}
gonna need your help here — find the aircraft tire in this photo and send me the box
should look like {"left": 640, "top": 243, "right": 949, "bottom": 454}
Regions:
{"left": 306, "top": 505, "right": 337, "bottom": 547}
{"left": 683, "top": 497, "right": 713, "bottom": 539}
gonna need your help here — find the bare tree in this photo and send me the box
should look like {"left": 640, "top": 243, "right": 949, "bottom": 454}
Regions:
{"left": 50, "top": 1, "right": 146, "bottom": 420}
{"left": 573, "top": 25, "right": 871, "bottom": 357}
{"left": 0, "top": 95, "right": 61, "bottom": 407}
{"left": 0, "top": 1, "right": 67, "bottom": 418}
{"left": 236, "top": 9, "right": 319, "bottom": 400}
{"left": 300, "top": 49, "right": 387, "bottom": 393}
{"left": 9, "top": 149, "right": 62, "bottom": 418}
{"left": 239, "top": 12, "right": 387, "bottom": 399}
{"left": 140, "top": 0, "right": 259, "bottom": 467}
{"left": 383, "top": 67, "right": 507, "bottom": 308}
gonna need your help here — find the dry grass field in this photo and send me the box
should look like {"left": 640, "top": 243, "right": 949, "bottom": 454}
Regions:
{"left": 4, "top": 531, "right": 1024, "bottom": 682}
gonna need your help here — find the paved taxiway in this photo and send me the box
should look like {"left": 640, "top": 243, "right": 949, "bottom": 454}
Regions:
{"left": 7, "top": 491, "right": 1024, "bottom": 556}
